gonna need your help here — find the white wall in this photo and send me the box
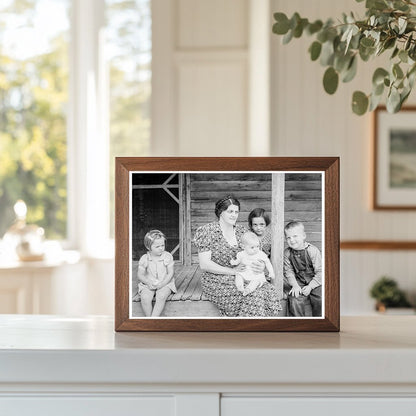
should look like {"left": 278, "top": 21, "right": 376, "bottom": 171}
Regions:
{"left": 152, "top": 0, "right": 253, "bottom": 156}
{"left": 270, "top": 0, "right": 416, "bottom": 313}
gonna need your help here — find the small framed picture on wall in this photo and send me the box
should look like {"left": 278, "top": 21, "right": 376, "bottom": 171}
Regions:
{"left": 374, "top": 106, "right": 416, "bottom": 209}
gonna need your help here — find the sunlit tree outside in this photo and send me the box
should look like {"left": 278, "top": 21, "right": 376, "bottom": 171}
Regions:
{"left": 0, "top": 0, "right": 70, "bottom": 239}
{"left": 0, "top": 0, "right": 151, "bottom": 241}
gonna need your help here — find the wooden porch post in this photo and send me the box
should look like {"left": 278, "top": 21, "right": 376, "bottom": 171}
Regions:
{"left": 271, "top": 173, "right": 285, "bottom": 300}
{"left": 184, "top": 174, "right": 192, "bottom": 266}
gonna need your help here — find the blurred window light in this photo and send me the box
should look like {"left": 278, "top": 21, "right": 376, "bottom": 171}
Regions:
{"left": 0, "top": 0, "right": 70, "bottom": 240}
{"left": 0, "top": 0, "right": 151, "bottom": 248}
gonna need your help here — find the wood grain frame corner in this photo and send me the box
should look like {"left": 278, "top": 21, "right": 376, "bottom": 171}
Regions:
{"left": 115, "top": 157, "right": 340, "bottom": 332}
{"left": 373, "top": 106, "right": 416, "bottom": 210}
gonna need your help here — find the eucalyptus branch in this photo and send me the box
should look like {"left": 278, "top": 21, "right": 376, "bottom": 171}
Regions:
{"left": 272, "top": 0, "right": 416, "bottom": 114}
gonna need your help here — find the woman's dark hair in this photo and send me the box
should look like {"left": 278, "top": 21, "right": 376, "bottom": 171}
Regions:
{"left": 215, "top": 195, "right": 240, "bottom": 219}
{"left": 248, "top": 208, "right": 270, "bottom": 228}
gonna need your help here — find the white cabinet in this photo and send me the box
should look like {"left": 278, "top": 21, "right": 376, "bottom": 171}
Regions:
{"left": 221, "top": 398, "right": 416, "bottom": 416}
{"left": 0, "top": 316, "right": 415, "bottom": 415}
{"left": 1, "top": 396, "right": 175, "bottom": 416}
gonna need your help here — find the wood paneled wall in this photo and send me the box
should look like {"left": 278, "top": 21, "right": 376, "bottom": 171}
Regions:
{"left": 190, "top": 173, "right": 322, "bottom": 263}
{"left": 284, "top": 173, "right": 322, "bottom": 251}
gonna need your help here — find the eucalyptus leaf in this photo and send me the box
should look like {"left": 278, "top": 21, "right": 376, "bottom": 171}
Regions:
{"left": 323, "top": 67, "right": 339, "bottom": 94}
{"left": 307, "top": 20, "right": 323, "bottom": 35}
{"left": 320, "top": 40, "right": 335, "bottom": 66}
{"left": 293, "top": 18, "right": 308, "bottom": 38}
{"left": 393, "top": 0, "right": 410, "bottom": 12}
{"left": 290, "top": 13, "right": 301, "bottom": 29}
{"left": 342, "top": 56, "right": 357, "bottom": 82}
{"left": 405, "top": 34, "right": 414, "bottom": 51}
{"left": 359, "top": 44, "right": 375, "bottom": 61}
{"left": 369, "top": 92, "right": 383, "bottom": 111}
{"left": 400, "top": 85, "right": 411, "bottom": 105}
{"left": 373, "top": 82, "right": 385, "bottom": 96}
{"left": 393, "top": 63, "right": 404, "bottom": 79}
{"left": 408, "top": 63, "right": 416, "bottom": 77}
{"left": 366, "top": 0, "right": 388, "bottom": 10}
{"left": 352, "top": 91, "right": 369, "bottom": 115}
{"left": 317, "top": 30, "right": 328, "bottom": 43}
{"left": 409, "top": 45, "right": 416, "bottom": 60}
{"left": 309, "top": 41, "right": 322, "bottom": 61}
{"left": 282, "top": 29, "right": 294, "bottom": 44}
{"left": 360, "top": 37, "right": 375, "bottom": 48}
{"left": 408, "top": 71, "right": 416, "bottom": 88}
{"left": 399, "top": 50, "right": 408, "bottom": 63}
{"left": 398, "top": 17, "right": 407, "bottom": 34}
{"left": 386, "top": 87, "right": 401, "bottom": 112}
{"left": 383, "top": 37, "right": 396, "bottom": 50}
{"left": 273, "top": 13, "right": 290, "bottom": 34}
{"left": 334, "top": 52, "right": 351, "bottom": 72}
{"left": 391, "top": 47, "right": 399, "bottom": 59}
{"left": 372, "top": 68, "right": 389, "bottom": 85}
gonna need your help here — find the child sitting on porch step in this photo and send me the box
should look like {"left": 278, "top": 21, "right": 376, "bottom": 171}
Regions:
{"left": 284, "top": 221, "right": 322, "bottom": 317}
{"left": 231, "top": 231, "right": 275, "bottom": 296}
{"left": 138, "top": 230, "right": 176, "bottom": 317}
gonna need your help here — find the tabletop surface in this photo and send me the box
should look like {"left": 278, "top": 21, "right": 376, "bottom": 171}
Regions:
{"left": 0, "top": 315, "right": 415, "bottom": 385}
{"left": 0, "top": 314, "right": 415, "bottom": 350}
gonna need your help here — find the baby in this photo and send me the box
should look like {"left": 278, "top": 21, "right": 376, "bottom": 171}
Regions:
{"left": 231, "top": 231, "right": 275, "bottom": 296}
{"left": 137, "top": 230, "right": 176, "bottom": 317}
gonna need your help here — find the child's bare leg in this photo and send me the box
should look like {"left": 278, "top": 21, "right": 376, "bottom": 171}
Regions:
{"left": 140, "top": 287, "right": 155, "bottom": 317}
{"left": 235, "top": 274, "right": 245, "bottom": 292}
{"left": 152, "top": 286, "right": 172, "bottom": 317}
{"left": 243, "top": 280, "right": 260, "bottom": 296}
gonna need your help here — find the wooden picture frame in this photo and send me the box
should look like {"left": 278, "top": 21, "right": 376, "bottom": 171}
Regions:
{"left": 373, "top": 106, "right": 416, "bottom": 210}
{"left": 115, "top": 157, "right": 339, "bottom": 332}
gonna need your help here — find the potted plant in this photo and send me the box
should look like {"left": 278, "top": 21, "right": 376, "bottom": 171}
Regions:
{"left": 369, "top": 276, "right": 412, "bottom": 312}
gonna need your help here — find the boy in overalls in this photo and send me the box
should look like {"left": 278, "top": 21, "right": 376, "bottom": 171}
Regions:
{"left": 283, "top": 221, "right": 322, "bottom": 317}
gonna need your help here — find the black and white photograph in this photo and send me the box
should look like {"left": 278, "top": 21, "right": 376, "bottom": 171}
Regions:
{"left": 129, "top": 171, "right": 325, "bottom": 320}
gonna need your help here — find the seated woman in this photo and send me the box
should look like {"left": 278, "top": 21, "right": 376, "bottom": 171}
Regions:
{"left": 193, "top": 195, "right": 281, "bottom": 317}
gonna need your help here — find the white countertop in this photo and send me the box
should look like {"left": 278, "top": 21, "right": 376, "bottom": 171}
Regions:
{"left": 0, "top": 315, "right": 415, "bottom": 388}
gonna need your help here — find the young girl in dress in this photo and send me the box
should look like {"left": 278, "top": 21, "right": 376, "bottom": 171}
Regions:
{"left": 137, "top": 230, "right": 176, "bottom": 317}
{"left": 248, "top": 208, "right": 272, "bottom": 257}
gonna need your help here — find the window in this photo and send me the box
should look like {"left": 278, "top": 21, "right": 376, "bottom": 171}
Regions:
{"left": 0, "top": 0, "right": 70, "bottom": 239}
{"left": 0, "top": 0, "right": 151, "bottom": 254}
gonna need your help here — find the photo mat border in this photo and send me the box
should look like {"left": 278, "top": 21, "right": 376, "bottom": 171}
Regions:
{"left": 128, "top": 170, "right": 326, "bottom": 320}
{"left": 115, "top": 157, "right": 340, "bottom": 332}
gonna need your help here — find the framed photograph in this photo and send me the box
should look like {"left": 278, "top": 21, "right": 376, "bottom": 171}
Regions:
{"left": 115, "top": 157, "right": 339, "bottom": 332}
{"left": 374, "top": 106, "right": 416, "bottom": 209}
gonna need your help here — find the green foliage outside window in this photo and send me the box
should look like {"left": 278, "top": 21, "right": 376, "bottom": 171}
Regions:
{"left": 0, "top": 0, "right": 151, "bottom": 240}
{"left": 0, "top": 1, "right": 69, "bottom": 238}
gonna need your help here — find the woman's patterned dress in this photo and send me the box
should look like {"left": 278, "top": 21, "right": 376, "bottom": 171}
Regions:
{"left": 193, "top": 222, "right": 281, "bottom": 317}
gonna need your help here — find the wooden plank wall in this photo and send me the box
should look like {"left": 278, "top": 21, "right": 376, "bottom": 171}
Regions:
{"left": 284, "top": 173, "right": 322, "bottom": 252}
{"left": 190, "top": 173, "right": 272, "bottom": 264}
{"left": 189, "top": 173, "right": 322, "bottom": 264}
